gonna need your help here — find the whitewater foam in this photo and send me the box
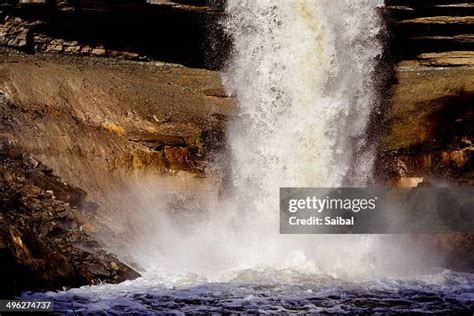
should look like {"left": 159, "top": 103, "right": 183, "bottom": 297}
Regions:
{"left": 24, "top": 270, "right": 474, "bottom": 314}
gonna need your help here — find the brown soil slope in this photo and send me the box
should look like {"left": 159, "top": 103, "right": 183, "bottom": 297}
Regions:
{"left": 0, "top": 49, "right": 233, "bottom": 245}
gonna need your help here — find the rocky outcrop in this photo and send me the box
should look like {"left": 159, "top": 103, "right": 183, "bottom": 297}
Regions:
{"left": 376, "top": 2, "right": 474, "bottom": 271}
{"left": 0, "top": 16, "right": 141, "bottom": 60}
{"left": 0, "top": 141, "right": 140, "bottom": 298}
{"left": 387, "top": 0, "right": 474, "bottom": 66}
{"left": 0, "top": 16, "right": 35, "bottom": 48}
{"left": 32, "top": 34, "right": 141, "bottom": 59}
{"left": 0, "top": 37, "right": 231, "bottom": 295}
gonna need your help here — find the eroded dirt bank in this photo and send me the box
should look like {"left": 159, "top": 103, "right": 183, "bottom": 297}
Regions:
{"left": 378, "top": 66, "right": 474, "bottom": 186}
{"left": 0, "top": 49, "right": 233, "bottom": 294}
{"left": 0, "top": 48, "right": 232, "bottom": 215}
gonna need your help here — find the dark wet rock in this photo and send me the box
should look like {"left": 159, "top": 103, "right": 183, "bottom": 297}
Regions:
{"left": 0, "top": 141, "right": 140, "bottom": 298}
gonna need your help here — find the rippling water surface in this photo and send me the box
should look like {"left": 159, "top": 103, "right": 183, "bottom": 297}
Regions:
{"left": 24, "top": 270, "right": 474, "bottom": 314}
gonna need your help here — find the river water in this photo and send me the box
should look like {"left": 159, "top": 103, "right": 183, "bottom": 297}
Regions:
{"left": 24, "top": 269, "right": 474, "bottom": 314}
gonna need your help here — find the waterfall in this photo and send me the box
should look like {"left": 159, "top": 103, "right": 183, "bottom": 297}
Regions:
{"left": 223, "top": 0, "right": 384, "bottom": 191}
{"left": 127, "top": 0, "right": 411, "bottom": 280}
{"left": 212, "top": 0, "right": 389, "bottom": 277}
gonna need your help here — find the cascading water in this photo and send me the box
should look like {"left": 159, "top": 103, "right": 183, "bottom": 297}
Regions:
{"left": 224, "top": 0, "right": 383, "bottom": 189}
{"left": 121, "top": 0, "right": 391, "bottom": 279}
{"left": 213, "top": 0, "right": 387, "bottom": 277}
{"left": 24, "top": 1, "right": 474, "bottom": 313}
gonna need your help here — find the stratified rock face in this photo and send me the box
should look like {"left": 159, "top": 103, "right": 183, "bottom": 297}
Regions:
{"left": 0, "top": 16, "right": 141, "bottom": 60}
{"left": 387, "top": 0, "right": 474, "bottom": 66}
{"left": 0, "top": 141, "right": 140, "bottom": 298}
{"left": 378, "top": 0, "right": 474, "bottom": 186}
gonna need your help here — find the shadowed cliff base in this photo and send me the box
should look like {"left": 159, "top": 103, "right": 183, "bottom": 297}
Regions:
{"left": 0, "top": 0, "right": 230, "bottom": 69}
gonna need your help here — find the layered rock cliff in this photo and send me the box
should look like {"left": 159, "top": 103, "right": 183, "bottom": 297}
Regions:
{"left": 0, "top": 48, "right": 232, "bottom": 238}
{"left": 379, "top": 0, "right": 474, "bottom": 186}
{"left": 386, "top": 0, "right": 474, "bottom": 66}
{"left": 0, "top": 1, "right": 230, "bottom": 296}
